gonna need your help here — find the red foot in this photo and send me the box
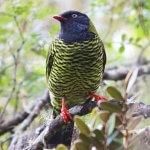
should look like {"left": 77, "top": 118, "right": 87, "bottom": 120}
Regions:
{"left": 89, "top": 93, "right": 108, "bottom": 101}
{"left": 61, "top": 97, "right": 72, "bottom": 124}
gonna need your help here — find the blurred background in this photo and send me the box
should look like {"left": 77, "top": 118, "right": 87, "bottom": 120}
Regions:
{"left": 0, "top": 0, "right": 150, "bottom": 149}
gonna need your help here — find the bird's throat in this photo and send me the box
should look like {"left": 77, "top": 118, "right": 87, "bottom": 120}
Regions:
{"left": 59, "top": 31, "right": 94, "bottom": 44}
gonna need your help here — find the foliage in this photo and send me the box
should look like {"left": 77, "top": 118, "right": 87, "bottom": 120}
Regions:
{"left": 69, "top": 68, "right": 143, "bottom": 150}
{"left": 54, "top": 68, "right": 145, "bottom": 149}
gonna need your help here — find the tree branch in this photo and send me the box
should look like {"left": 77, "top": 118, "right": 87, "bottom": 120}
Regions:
{"left": 103, "top": 63, "right": 150, "bottom": 81}
{"left": 0, "top": 91, "right": 49, "bottom": 135}
{"left": 29, "top": 100, "right": 150, "bottom": 150}
{"left": 28, "top": 99, "right": 96, "bottom": 150}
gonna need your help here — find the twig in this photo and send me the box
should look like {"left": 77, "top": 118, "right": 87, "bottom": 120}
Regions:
{"left": 103, "top": 5, "right": 114, "bottom": 41}
{"left": 136, "top": 41, "right": 150, "bottom": 65}
{"left": 19, "top": 91, "right": 49, "bottom": 132}
{"left": 0, "top": 12, "right": 25, "bottom": 42}
{"left": 0, "top": 41, "right": 24, "bottom": 118}
{"left": 13, "top": 16, "right": 25, "bottom": 42}
{"left": 137, "top": 0, "right": 150, "bottom": 40}
{"left": 13, "top": 78, "right": 26, "bottom": 114}
{"left": 103, "top": 63, "right": 150, "bottom": 81}
{"left": 0, "top": 91, "right": 49, "bottom": 136}
{"left": 8, "top": 91, "right": 49, "bottom": 150}
{"left": 132, "top": 102, "right": 150, "bottom": 118}
{"left": 0, "top": 64, "right": 14, "bottom": 74}
{"left": 0, "top": 11, "right": 25, "bottom": 118}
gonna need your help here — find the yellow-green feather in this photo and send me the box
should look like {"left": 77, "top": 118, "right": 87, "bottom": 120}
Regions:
{"left": 46, "top": 25, "right": 106, "bottom": 116}
{"left": 88, "top": 20, "right": 99, "bottom": 35}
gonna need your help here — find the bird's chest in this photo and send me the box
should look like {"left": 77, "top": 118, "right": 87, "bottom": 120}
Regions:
{"left": 54, "top": 45, "right": 97, "bottom": 75}
{"left": 49, "top": 39, "right": 103, "bottom": 106}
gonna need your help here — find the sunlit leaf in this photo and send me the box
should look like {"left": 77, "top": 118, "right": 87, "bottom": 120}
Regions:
{"left": 74, "top": 116, "right": 90, "bottom": 136}
{"left": 119, "top": 45, "right": 125, "bottom": 53}
{"left": 121, "top": 34, "right": 126, "bottom": 41}
{"left": 106, "top": 114, "right": 116, "bottom": 136}
{"left": 107, "top": 130, "right": 119, "bottom": 145}
{"left": 129, "top": 37, "right": 133, "bottom": 43}
{"left": 135, "top": 37, "right": 141, "bottom": 43}
{"left": 101, "top": 102, "right": 122, "bottom": 113}
{"left": 99, "top": 111, "right": 111, "bottom": 123}
{"left": 107, "top": 86, "right": 124, "bottom": 101}
{"left": 124, "top": 69, "right": 133, "bottom": 90}
{"left": 126, "top": 68, "right": 139, "bottom": 93}
{"left": 90, "top": 107, "right": 99, "bottom": 128}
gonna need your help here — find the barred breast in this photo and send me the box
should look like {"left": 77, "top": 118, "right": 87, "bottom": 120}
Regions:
{"left": 48, "top": 35, "right": 105, "bottom": 114}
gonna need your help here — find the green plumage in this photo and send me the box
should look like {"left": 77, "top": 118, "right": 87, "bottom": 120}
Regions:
{"left": 46, "top": 14, "right": 106, "bottom": 117}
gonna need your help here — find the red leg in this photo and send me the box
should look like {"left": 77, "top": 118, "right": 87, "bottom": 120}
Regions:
{"left": 89, "top": 93, "right": 108, "bottom": 101}
{"left": 61, "top": 97, "right": 72, "bottom": 124}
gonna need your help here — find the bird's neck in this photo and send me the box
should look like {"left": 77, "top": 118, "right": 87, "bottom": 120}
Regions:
{"left": 59, "top": 31, "right": 94, "bottom": 44}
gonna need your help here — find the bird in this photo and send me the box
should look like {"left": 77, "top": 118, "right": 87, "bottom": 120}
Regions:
{"left": 46, "top": 10, "right": 107, "bottom": 146}
{"left": 46, "top": 10, "right": 107, "bottom": 122}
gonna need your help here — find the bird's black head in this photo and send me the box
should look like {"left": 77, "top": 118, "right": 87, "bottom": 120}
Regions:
{"left": 53, "top": 10, "right": 94, "bottom": 43}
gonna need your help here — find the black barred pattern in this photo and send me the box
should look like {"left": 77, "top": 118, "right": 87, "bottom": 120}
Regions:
{"left": 46, "top": 35, "right": 106, "bottom": 115}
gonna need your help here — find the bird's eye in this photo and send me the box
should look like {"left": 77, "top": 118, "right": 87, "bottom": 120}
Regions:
{"left": 72, "top": 14, "right": 78, "bottom": 18}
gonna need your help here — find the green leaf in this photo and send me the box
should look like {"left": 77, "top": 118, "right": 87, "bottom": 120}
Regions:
{"left": 56, "top": 144, "right": 68, "bottom": 150}
{"left": 106, "top": 42, "right": 112, "bottom": 48}
{"left": 126, "top": 67, "right": 139, "bottom": 93}
{"left": 73, "top": 140, "right": 89, "bottom": 150}
{"left": 129, "top": 37, "right": 133, "bottom": 43}
{"left": 93, "top": 129, "right": 105, "bottom": 141}
{"left": 119, "top": 45, "right": 125, "bottom": 53}
{"left": 101, "top": 102, "right": 122, "bottom": 113}
{"left": 115, "top": 116, "right": 122, "bottom": 126}
{"left": 79, "top": 133, "right": 91, "bottom": 144}
{"left": 121, "top": 34, "right": 126, "bottom": 41}
{"left": 107, "top": 86, "right": 124, "bottom": 101}
{"left": 106, "top": 114, "right": 116, "bottom": 136}
{"left": 74, "top": 116, "right": 90, "bottom": 136}
{"left": 109, "top": 140, "right": 123, "bottom": 150}
{"left": 99, "top": 111, "right": 111, "bottom": 123}
{"left": 107, "top": 130, "right": 119, "bottom": 145}
{"left": 91, "top": 136, "right": 104, "bottom": 148}
{"left": 90, "top": 107, "right": 99, "bottom": 128}
{"left": 135, "top": 37, "right": 141, "bottom": 43}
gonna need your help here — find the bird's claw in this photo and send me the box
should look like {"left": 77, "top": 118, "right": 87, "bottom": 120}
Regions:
{"left": 61, "top": 108, "right": 72, "bottom": 124}
{"left": 61, "top": 97, "right": 72, "bottom": 124}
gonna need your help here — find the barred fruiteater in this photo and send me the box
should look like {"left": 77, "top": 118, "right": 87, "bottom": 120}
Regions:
{"left": 46, "top": 10, "right": 107, "bottom": 123}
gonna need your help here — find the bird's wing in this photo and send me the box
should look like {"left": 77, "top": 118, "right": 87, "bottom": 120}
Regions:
{"left": 46, "top": 41, "right": 55, "bottom": 82}
{"left": 102, "top": 45, "right": 106, "bottom": 73}
{"left": 98, "top": 37, "right": 106, "bottom": 73}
